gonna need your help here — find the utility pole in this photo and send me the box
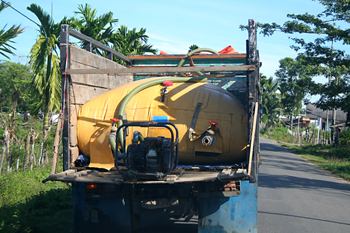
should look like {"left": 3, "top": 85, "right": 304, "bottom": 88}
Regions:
{"left": 331, "top": 39, "right": 337, "bottom": 144}
{"left": 326, "top": 39, "right": 334, "bottom": 145}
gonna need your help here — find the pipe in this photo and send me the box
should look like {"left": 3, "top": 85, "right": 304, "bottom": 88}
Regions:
{"left": 109, "top": 121, "right": 119, "bottom": 156}
{"left": 177, "top": 48, "right": 219, "bottom": 78}
{"left": 202, "top": 134, "right": 216, "bottom": 146}
{"left": 117, "top": 76, "right": 207, "bottom": 149}
{"left": 109, "top": 133, "right": 117, "bottom": 154}
{"left": 132, "top": 131, "right": 144, "bottom": 144}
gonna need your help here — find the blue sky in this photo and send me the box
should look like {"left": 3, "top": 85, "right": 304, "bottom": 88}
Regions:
{"left": 2, "top": 0, "right": 348, "bottom": 82}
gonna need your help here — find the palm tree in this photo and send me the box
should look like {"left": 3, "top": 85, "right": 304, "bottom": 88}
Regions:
{"left": 0, "top": 2, "right": 24, "bottom": 59}
{"left": 27, "top": 3, "right": 63, "bottom": 166}
{"left": 111, "top": 25, "right": 157, "bottom": 63}
{"left": 69, "top": 4, "right": 156, "bottom": 62}
{"left": 69, "top": 4, "right": 118, "bottom": 55}
{"left": 27, "top": 4, "right": 61, "bottom": 124}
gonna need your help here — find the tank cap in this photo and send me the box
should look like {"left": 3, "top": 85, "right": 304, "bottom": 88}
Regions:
{"left": 209, "top": 121, "right": 218, "bottom": 126}
{"left": 162, "top": 81, "right": 173, "bottom": 87}
{"left": 153, "top": 116, "right": 169, "bottom": 123}
{"left": 110, "top": 118, "right": 119, "bottom": 122}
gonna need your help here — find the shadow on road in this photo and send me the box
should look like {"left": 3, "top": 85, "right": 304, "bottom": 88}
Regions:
{"left": 259, "top": 141, "right": 350, "bottom": 195}
{"left": 259, "top": 173, "right": 350, "bottom": 194}
{"left": 260, "top": 142, "right": 328, "bottom": 174}
{"left": 258, "top": 211, "right": 350, "bottom": 226}
{"left": 260, "top": 142, "right": 291, "bottom": 152}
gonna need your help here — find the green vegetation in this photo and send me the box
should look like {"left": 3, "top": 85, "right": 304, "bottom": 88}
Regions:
{"left": 0, "top": 2, "right": 24, "bottom": 59}
{"left": 0, "top": 112, "right": 57, "bottom": 174}
{"left": 0, "top": 61, "right": 33, "bottom": 113}
{"left": 261, "top": 126, "right": 291, "bottom": 142}
{"left": 0, "top": 162, "right": 72, "bottom": 233}
{"left": 284, "top": 143, "right": 350, "bottom": 181}
{"left": 27, "top": 4, "right": 62, "bottom": 119}
{"left": 0, "top": 3, "right": 159, "bottom": 232}
{"left": 65, "top": 3, "right": 157, "bottom": 63}
{"left": 260, "top": 74, "right": 280, "bottom": 128}
{"left": 252, "top": 0, "right": 350, "bottom": 178}
{"left": 275, "top": 56, "right": 314, "bottom": 129}
{"left": 245, "top": 0, "right": 350, "bottom": 123}
{"left": 262, "top": 127, "right": 350, "bottom": 181}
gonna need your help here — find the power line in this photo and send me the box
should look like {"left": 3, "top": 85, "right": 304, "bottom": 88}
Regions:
{"left": 1, "top": 0, "right": 42, "bottom": 29}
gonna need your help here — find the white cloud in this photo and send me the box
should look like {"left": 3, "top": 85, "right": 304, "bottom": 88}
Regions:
{"left": 147, "top": 33, "right": 175, "bottom": 43}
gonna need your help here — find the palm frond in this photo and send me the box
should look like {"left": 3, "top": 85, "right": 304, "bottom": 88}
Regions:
{"left": 0, "top": 19, "right": 24, "bottom": 58}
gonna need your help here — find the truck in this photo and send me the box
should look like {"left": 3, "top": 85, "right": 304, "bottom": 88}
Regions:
{"left": 44, "top": 19, "right": 261, "bottom": 233}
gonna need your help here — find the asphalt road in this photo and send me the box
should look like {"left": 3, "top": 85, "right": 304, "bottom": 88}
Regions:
{"left": 258, "top": 138, "right": 350, "bottom": 233}
{"left": 136, "top": 138, "right": 350, "bottom": 232}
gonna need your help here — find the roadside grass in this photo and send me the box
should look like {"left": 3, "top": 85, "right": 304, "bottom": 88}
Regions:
{"left": 281, "top": 143, "right": 350, "bottom": 181}
{"left": 261, "top": 127, "right": 350, "bottom": 181}
{"left": 260, "top": 127, "right": 291, "bottom": 142}
{"left": 0, "top": 160, "right": 73, "bottom": 233}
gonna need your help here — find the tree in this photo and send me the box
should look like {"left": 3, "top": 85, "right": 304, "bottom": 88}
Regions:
{"left": 111, "top": 25, "right": 157, "bottom": 61}
{"left": 260, "top": 74, "right": 280, "bottom": 127}
{"left": 27, "top": 4, "right": 61, "bottom": 121}
{"left": 240, "top": 0, "right": 350, "bottom": 124}
{"left": 69, "top": 4, "right": 157, "bottom": 64}
{"left": 275, "top": 57, "right": 313, "bottom": 129}
{"left": 0, "top": 2, "right": 24, "bottom": 59}
{"left": 27, "top": 3, "right": 62, "bottom": 166}
{"left": 0, "top": 61, "right": 33, "bottom": 113}
{"left": 68, "top": 4, "right": 118, "bottom": 55}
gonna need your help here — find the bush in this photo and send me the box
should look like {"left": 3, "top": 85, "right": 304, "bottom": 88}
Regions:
{"left": 0, "top": 162, "right": 72, "bottom": 233}
{"left": 260, "top": 126, "right": 291, "bottom": 142}
{"left": 332, "top": 146, "right": 350, "bottom": 159}
{"left": 339, "top": 129, "right": 350, "bottom": 147}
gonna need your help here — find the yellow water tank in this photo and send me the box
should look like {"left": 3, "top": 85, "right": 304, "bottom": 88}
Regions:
{"left": 77, "top": 77, "right": 247, "bottom": 170}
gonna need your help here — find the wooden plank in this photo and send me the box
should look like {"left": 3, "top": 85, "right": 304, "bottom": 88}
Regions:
{"left": 129, "top": 54, "right": 247, "bottom": 60}
{"left": 129, "top": 65, "right": 245, "bottom": 69}
{"left": 70, "top": 146, "right": 79, "bottom": 168}
{"left": 50, "top": 115, "right": 62, "bottom": 175}
{"left": 246, "top": 19, "right": 260, "bottom": 183}
{"left": 70, "top": 124, "right": 78, "bottom": 147}
{"left": 135, "top": 73, "right": 245, "bottom": 79}
{"left": 65, "top": 65, "right": 255, "bottom": 75}
{"left": 60, "top": 25, "right": 70, "bottom": 171}
{"left": 70, "top": 105, "right": 80, "bottom": 126}
{"left": 248, "top": 102, "right": 258, "bottom": 176}
{"left": 68, "top": 26, "right": 132, "bottom": 63}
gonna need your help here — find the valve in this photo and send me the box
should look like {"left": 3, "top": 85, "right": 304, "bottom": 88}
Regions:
{"left": 110, "top": 118, "right": 119, "bottom": 132}
{"left": 161, "top": 81, "right": 173, "bottom": 102}
{"left": 202, "top": 121, "right": 218, "bottom": 146}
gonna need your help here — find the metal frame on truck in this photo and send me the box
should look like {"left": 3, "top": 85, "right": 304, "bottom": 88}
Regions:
{"left": 44, "top": 19, "right": 260, "bottom": 233}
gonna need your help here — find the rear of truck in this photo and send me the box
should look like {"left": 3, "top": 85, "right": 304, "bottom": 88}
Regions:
{"left": 45, "top": 19, "right": 260, "bottom": 233}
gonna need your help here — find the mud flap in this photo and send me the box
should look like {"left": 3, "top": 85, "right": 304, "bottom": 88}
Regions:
{"left": 198, "top": 180, "right": 257, "bottom": 233}
{"left": 72, "top": 182, "right": 135, "bottom": 233}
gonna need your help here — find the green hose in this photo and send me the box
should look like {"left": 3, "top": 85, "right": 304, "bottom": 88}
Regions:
{"left": 177, "top": 48, "right": 219, "bottom": 77}
{"left": 116, "top": 76, "right": 207, "bottom": 150}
